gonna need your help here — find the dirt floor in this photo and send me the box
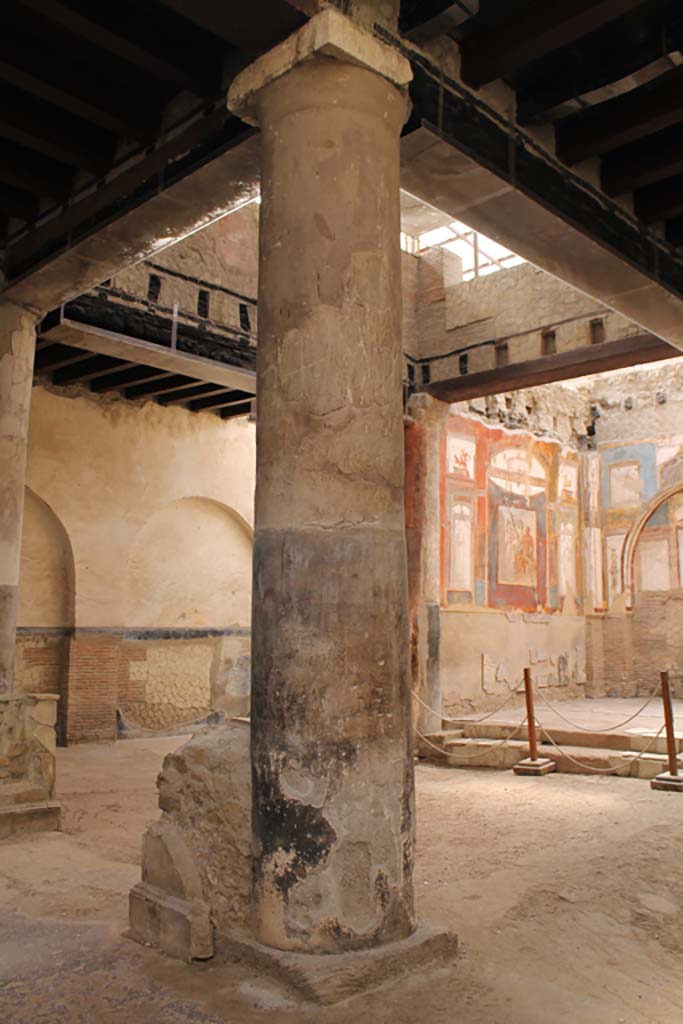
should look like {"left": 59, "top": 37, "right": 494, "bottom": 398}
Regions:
{"left": 2, "top": 735, "right": 683, "bottom": 1023}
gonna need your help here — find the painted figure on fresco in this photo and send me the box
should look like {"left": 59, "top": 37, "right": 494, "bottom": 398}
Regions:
{"left": 446, "top": 434, "right": 476, "bottom": 480}
{"left": 497, "top": 506, "right": 537, "bottom": 587}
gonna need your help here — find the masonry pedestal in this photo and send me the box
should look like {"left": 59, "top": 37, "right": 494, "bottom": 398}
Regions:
{"left": 0, "top": 303, "right": 36, "bottom": 696}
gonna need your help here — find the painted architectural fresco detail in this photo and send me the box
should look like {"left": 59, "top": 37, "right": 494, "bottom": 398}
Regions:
{"left": 638, "top": 537, "right": 671, "bottom": 592}
{"left": 446, "top": 435, "right": 475, "bottom": 480}
{"left": 558, "top": 462, "right": 578, "bottom": 501}
{"left": 449, "top": 502, "right": 473, "bottom": 590}
{"left": 489, "top": 448, "right": 546, "bottom": 497}
{"left": 609, "top": 461, "right": 642, "bottom": 506}
{"left": 558, "top": 521, "right": 577, "bottom": 599}
{"left": 606, "top": 533, "right": 626, "bottom": 606}
{"left": 497, "top": 507, "right": 537, "bottom": 587}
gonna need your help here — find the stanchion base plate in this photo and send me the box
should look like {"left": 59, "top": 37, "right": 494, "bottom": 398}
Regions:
{"left": 513, "top": 758, "right": 557, "bottom": 776}
{"left": 651, "top": 772, "right": 683, "bottom": 792}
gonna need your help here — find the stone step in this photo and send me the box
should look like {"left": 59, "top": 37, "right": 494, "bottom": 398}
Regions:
{"left": 430, "top": 735, "right": 671, "bottom": 779}
{"left": 446, "top": 720, "right": 678, "bottom": 756}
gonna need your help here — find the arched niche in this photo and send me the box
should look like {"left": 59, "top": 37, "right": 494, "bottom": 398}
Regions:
{"left": 622, "top": 482, "right": 683, "bottom": 610}
{"left": 17, "top": 488, "right": 75, "bottom": 628}
{"left": 125, "top": 496, "right": 253, "bottom": 628}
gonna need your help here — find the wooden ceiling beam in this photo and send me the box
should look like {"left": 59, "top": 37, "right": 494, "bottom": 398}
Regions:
{"left": 51, "top": 354, "right": 130, "bottom": 385}
{"left": 427, "top": 334, "right": 678, "bottom": 403}
{"left": 34, "top": 344, "right": 92, "bottom": 373}
{"left": 666, "top": 216, "right": 683, "bottom": 248}
{"left": 557, "top": 65, "right": 683, "bottom": 166}
{"left": 0, "top": 181, "right": 40, "bottom": 222}
{"left": 17, "top": 0, "right": 220, "bottom": 97}
{"left": 516, "top": 3, "right": 683, "bottom": 125}
{"left": 187, "top": 389, "right": 252, "bottom": 411}
{"left": 123, "top": 374, "right": 198, "bottom": 400}
{"left": 0, "top": 84, "right": 115, "bottom": 175}
{"left": 159, "top": 383, "right": 235, "bottom": 406}
{"left": 602, "top": 125, "right": 683, "bottom": 197}
{"left": 157, "top": 0, "right": 306, "bottom": 54}
{"left": 0, "top": 138, "right": 74, "bottom": 201}
{"left": 0, "top": 8, "right": 163, "bottom": 141}
{"left": 219, "top": 400, "right": 252, "bottom": 419}
{"left": 634, "top": 173, "right": 683, "bottom": 224}
{"left": 90, "top": 366, "right": 174, "bottom": 392}
{"left": 460, "top": 0, "right": 643, "bottom": 89}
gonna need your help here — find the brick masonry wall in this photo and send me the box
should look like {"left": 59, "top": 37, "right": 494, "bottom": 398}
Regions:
{"left": 64, "top": 634, "right": 121, "bottom": 743}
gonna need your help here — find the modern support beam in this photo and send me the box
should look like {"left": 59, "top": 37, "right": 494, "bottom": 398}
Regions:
{"left": 602, "top": 124, "right": 683, "bottom": 197}
{"left": 426, "top": 334, "right": 678, "bottom": 403}
{"left": 557, "top": 65, "right": 683, "bottom": 166}
{"left": 634, "top": 173, "right": 683, "bottom": 225}
{"left": 459, "top": 0, "right": 642, "bottom": 89}
{"left": 0, "top": 83, "right": 115, "bottom": 175}
{"left": 0, "top": 138, "right": 74, "bottom": 201}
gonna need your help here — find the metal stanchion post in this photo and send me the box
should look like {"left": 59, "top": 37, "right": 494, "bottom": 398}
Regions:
{"left": 514, "top": 667, "right": 557, "bottom": 776}
{"left": 651, "top": 670, "right": 683, "bottom": 792}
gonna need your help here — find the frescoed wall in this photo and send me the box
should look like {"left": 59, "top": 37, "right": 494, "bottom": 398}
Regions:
{"left": 438, "top": 410, "right": 586, "bottom": 713}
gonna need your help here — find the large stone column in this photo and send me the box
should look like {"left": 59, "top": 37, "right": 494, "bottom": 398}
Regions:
{"left": 229, "top": 12, "right": 415, "bottom": 953}
{"left": 0, "top": 303, "right": 36, "bottom": 695}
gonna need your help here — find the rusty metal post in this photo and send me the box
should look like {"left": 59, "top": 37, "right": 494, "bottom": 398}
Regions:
{"left": 651, "top": 670, "right": 683, "bottom": 791}
{"left": 513, "top": 667, "right": 556, "bottom": 776}
{"left": 523, "top": 667, "right": 538, "bottom": 762}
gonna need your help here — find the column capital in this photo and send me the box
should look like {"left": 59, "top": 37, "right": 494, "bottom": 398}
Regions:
{"left": 227, "top": 7, "right": 411, "bottom": 126}
{"left": 406, "top": 391, "right": 451, "bottom": 427}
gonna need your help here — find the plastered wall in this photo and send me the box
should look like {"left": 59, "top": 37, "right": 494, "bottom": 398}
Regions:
{"left": 13, "top": 383, "right": 255, "bottom": 740}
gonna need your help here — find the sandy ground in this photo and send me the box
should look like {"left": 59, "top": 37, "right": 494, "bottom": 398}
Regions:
{"left": 2, "top": 735, "right": 683, "bottom": 1023}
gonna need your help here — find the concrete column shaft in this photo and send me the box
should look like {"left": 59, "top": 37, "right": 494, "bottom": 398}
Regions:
{"left": 251, "top": 57, "right": 415, "bottom": 953}
{"left": 0, "top": 303, "right": 36, "bottom": 694}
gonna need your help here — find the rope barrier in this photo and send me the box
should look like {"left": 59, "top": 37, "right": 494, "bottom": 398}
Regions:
{"left": 536, "top": 721, "right": 667, "bottom": 776}
{"left": 534, "top": 683, "right": 662, "bottom": 734}
{"left": 413, "top": 681, "right": 525, "bottom": 727}
{"left": 415, "top": 719, "right": 528, "bottom": 761}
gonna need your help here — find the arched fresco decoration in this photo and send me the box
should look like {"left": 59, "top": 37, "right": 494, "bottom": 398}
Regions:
{"left": 622, "top": 481, "right": 683, "bottom": 610}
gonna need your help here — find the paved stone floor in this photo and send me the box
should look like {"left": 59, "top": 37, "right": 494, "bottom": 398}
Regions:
{"left": 2, "top": 734, "right": 683, "bottom": 1023}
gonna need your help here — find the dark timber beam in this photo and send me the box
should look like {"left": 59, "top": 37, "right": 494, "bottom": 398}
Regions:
{"left": 51, "top": 354, "right": 130, "bottom": 386}
{"left": 0, "top": 182, "right": 40, "bottom": 222}
{"left": 158, "top": 382, "right": 233, "bottom": 405}
{"left": 427, "top": 334, "right": 678, "bottom": 403}
{"left": 602, "top": 125, "right": 683, "bottom": 197}
{"left": 0, "top": 83, "right": 115, "bottom": 175}
{"left": 219, "top": 400, "right": 252, "bottom": 419}
{"left": 123, "top": 374, "right": 198, "bottom": 400}
{"left": 0, "top": 138, "right": 74, "bottom": 200}
{"left": 18, "top": 0, "right": 220, "bottom": 97}
{"left": 34, "top": 344, "right": 92, "bottom": 373}
{"left": 557, "top": 66, "right": 683, "bottom": 166}
{"left": 459, "top": 0, "right": 643, "bottom": 89}
{"left": 634, "top": 174, "right": 683, "bottom": 225}
{"left": 187, "top": 389, "right": 252, "bottom": 411}
{"left": 516, "top": 4, "right": 683, "bottom": 125}
{"left": 399, "top": 2, "right": 462, "bottom": 40}
{"left": 666, "top": 216, "right": 683, "bottom": 248}
{"left": 90, "top": 366, "right": 174, "bottom": 392}
{"left": 0, "top": 7, "right": 163, "bottom": 141}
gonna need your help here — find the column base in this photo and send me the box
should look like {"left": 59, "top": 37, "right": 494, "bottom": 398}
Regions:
{"left": 651, "top": 772, "right": 683, "bottom": 792}
{"left": 513, "top": 758, "right": 557, "bottom": 776}
{"left": 216, "top": 924, "right": 459, "bottom": 1005}
{"left": 0, "top": 800, "right": 61, "bottom": 839}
